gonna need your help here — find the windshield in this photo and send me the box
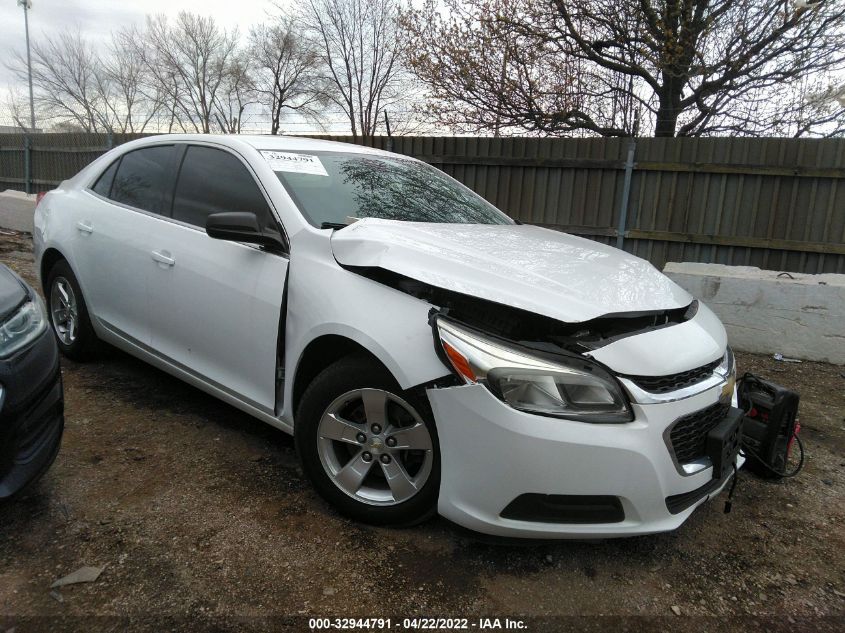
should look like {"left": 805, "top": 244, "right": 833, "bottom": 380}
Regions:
{"left": 265, "top": 151, "right": 513, "bottom": 227}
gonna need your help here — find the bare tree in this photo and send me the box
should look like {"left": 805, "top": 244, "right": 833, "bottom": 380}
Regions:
{"left": 213, "top": 53, "right": 256, "bottom": 133}
{"left": 249, "top": 17, "right": 322, "bottom": 135}
{"left": 3, "top": 87, "right": 33, "bottom": 131}
{"left": 6, "top": 30, "right": 110, "bottom": 132}
{"left": 100, "top": 28, "right": 165, "bottom": 133}
{"left": 750, "top": 72, "right": 845, "bottom": 138}
{"left": 402, "top": 0, "right": 607, "bottom": 136}
{"left": 404, "top": 0, "right": 845, "bottom": 137}
{"left": 6, "top": 28, "right": 169, "bottom": 134}
{"left": 299, "top": 0, "right": 408, "bottom": 139}
{"left": 142, "top": 12, "right": 239, "bottom": 133}
{"left": 552, "top": 0, "right": 845, "bottom": 137}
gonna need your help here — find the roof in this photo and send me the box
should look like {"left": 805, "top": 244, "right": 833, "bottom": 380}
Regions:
{"left": 142, "top": 134, "right": 389, "bottom": 156}
{"left": 238, "top": 135, "right": 385, "bottom": 154}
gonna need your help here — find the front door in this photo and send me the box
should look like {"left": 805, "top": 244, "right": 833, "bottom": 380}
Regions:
{"left": 146, "top": 144, "right": 288, "bottom": 414}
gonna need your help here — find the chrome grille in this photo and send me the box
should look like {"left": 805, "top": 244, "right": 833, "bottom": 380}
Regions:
{"left": 629, "top": 358, "right": 721, "bottom": 394}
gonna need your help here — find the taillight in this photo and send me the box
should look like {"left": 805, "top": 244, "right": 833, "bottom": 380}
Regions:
{"left": 35, "top": 192, "right": 47, "bottom": 207}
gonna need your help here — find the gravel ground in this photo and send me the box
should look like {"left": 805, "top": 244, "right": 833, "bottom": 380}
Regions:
{"left": 1, "top": 231, "right": 843, "bottom": 632}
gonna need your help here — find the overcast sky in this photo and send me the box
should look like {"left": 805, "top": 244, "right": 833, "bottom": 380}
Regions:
{"left": 1, "top": 0, "right": 288, "bottom": 95}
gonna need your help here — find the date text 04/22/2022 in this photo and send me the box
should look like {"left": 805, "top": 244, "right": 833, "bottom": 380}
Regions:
{"left": 308, "top": 618, "right": 528, "bottom": 630}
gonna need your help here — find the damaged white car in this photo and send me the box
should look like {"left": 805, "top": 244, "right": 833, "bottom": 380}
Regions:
{"left": 33, "top": 135, "right": 743, "bottom": 538}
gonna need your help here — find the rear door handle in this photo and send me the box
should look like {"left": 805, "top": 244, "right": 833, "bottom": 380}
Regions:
{"left": 151, "top": 250, "right": 175, "bottom": 267}
{"left": 76, "top": 221, "right": 94, "bottom": 234}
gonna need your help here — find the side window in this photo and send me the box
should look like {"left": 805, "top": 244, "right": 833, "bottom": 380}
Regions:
{"left": 91, "top": 158, "right": 119, "bottom": 197}
{"left": 110, "top": 145, "right": 175, "bottom": 214}
{"left": 172, "top": 146, "right": 275, "bottom": 232}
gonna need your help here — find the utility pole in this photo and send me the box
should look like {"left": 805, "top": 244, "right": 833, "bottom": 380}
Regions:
{"left": 383, "top": 111, "right": 393, "bottom": 152}
{"left": 18, "top": 0, "right": 36, "bottom": 132}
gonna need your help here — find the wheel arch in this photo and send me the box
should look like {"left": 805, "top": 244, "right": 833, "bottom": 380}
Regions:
{"left": 291, "top": 333, "right": 395, "bottom": 420}
{"left": 39, "top": 247, "right": 69, "bottom": 294}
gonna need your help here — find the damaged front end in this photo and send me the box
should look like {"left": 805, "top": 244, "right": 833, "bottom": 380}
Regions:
{"left": 345, "top": 262, "right": 730, "bottom": 414}
{"left": 430, "top": 312, "right": 635, "bottom": 423}
{"left": 345, "top": 265, "right": 715, "bottom": 423}
{"left": 332, "top": 218, "right": 726, "bottom": 388}
{"left": 348, "top": 265, "right": 698, "bottom": 356}
{"left": 346, "top": 266, "right": 698, "bottom": 354}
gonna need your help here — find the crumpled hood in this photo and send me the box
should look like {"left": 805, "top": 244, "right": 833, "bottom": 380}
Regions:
{"left": 331, "top": 219, "right": 692, "bottom": 323}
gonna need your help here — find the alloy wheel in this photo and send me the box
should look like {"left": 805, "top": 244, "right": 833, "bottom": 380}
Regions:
{"left": 317, "top": 388, "right": 434, "bottom": 506}
{"left": 50, "top": 277, "right": 79, "bottom": 345}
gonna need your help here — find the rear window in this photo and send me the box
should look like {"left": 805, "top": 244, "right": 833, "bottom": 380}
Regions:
{"left": 91, "top": 158, "right": 119, "bottom": 197}
{"left": 267, "top": 151, "right": 512, "bottom": 227}
{"left": 109, "top": 146, "right": 175, "bottom": 214}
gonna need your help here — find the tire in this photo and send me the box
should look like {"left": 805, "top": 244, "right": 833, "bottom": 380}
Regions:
{"left": 295, "top": 354, "right": 440, "bottom": 526}
{"left": 45, "top": 260, "right": 99, "bottom": 361}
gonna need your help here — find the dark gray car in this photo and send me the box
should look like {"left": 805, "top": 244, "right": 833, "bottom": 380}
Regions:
{"left": 0, "top": 264, "right": 63, "bottom": 499}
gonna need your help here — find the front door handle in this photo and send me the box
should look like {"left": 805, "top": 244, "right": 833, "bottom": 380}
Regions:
{"left": 151, "top": 250, "right": 175, "bottom": 267}
{"left": 76, "top": 221, "right": 94, "bottom": 234}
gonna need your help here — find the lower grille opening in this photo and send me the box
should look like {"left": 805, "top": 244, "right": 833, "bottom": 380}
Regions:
{"left": 500, "top": 494, "right": 625, "bottom": 524}
{"left": 669, "top": 401, "right": 732, "bottom": 465}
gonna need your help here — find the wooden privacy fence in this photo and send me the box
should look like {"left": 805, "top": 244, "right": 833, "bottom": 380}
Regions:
{"left": 0, "top": 132, "right": 147, "bottom": 194}
{"left": 2, "top": 132, "right": 844, "bottom": 274}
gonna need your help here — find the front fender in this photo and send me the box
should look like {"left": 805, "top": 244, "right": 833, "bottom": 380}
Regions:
{"left": 280, "top": 231, "right": 450, "bottom": 423}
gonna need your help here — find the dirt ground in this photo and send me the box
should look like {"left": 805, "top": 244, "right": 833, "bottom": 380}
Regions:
{"left": 1, "top": 230, "right": 843, "bottom": 632}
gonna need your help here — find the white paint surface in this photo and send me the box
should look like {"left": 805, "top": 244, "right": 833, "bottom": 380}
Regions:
{"left": 332, "top": 218, "right": 693, "bottom": 323}
{"left": 664, "top": 262, "right": 845, "bottom": 365}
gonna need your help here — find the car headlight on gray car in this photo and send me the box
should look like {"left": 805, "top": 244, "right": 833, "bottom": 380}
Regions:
{"left": 434, "top": 317, "right": 633, "bottom": 423}
{"left": 0, "top": 295, "right": 48, "bottom": 359}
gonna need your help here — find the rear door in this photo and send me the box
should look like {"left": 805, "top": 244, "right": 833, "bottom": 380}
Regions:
{"left": 74, "top": 144, "right": 177, "bottom": 345}
{"left": 147, "top": 144, "right": 288, "bottom": 414}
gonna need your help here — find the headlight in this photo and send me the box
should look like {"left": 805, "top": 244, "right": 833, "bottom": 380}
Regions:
{"left": 715, "top": 346, "right": 735, "bottom": 379}
{"left": 434, "top": 317, "right": 633, "bottom": 423}
{"left": 0, "top": 296, "right": 48, "bottom": 359}
{"left": 715, "top": 345, "right": 736, "bottom": 400}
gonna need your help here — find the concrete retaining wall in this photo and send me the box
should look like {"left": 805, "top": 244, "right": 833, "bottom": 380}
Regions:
{"left": 664, "top": 262, "right": 845, "bottom": 365}
{"left": 0, "top": 190, "right": 36, "bottom": 233}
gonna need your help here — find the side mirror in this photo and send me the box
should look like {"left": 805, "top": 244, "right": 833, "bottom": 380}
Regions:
{"left": 205, "top": 212, "right": 285, "bottom": 251}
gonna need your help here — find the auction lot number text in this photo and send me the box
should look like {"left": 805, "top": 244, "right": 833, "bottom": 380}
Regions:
{"left": 309, "top": 618, "right": 527, "bottom": 630}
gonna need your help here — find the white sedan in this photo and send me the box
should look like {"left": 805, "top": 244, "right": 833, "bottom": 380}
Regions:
{"left": 33, "top": 135, "right": 741, "bottom": 538}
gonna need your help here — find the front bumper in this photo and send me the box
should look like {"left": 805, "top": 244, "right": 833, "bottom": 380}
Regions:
{"left": 428, "top": 380, "right": 741, "bottom": 539}
{"left": 0, "top": 328, "right": 64, "bottom": 500}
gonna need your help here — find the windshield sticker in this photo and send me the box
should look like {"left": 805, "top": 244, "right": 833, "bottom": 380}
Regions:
{"left": 260, "top": 151, "right": 329, "bottom": 176}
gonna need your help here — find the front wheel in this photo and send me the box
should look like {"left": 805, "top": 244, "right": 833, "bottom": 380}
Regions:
{"left": 295, "top": 355, "right": 440, "bottom": 526}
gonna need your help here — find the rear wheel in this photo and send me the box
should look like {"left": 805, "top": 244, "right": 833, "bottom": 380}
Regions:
{"left": 295, "top": 354, "right": 440, "bottom": 526}
{"left": 45, "top": 260, "right": 98, "bottom": 360}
